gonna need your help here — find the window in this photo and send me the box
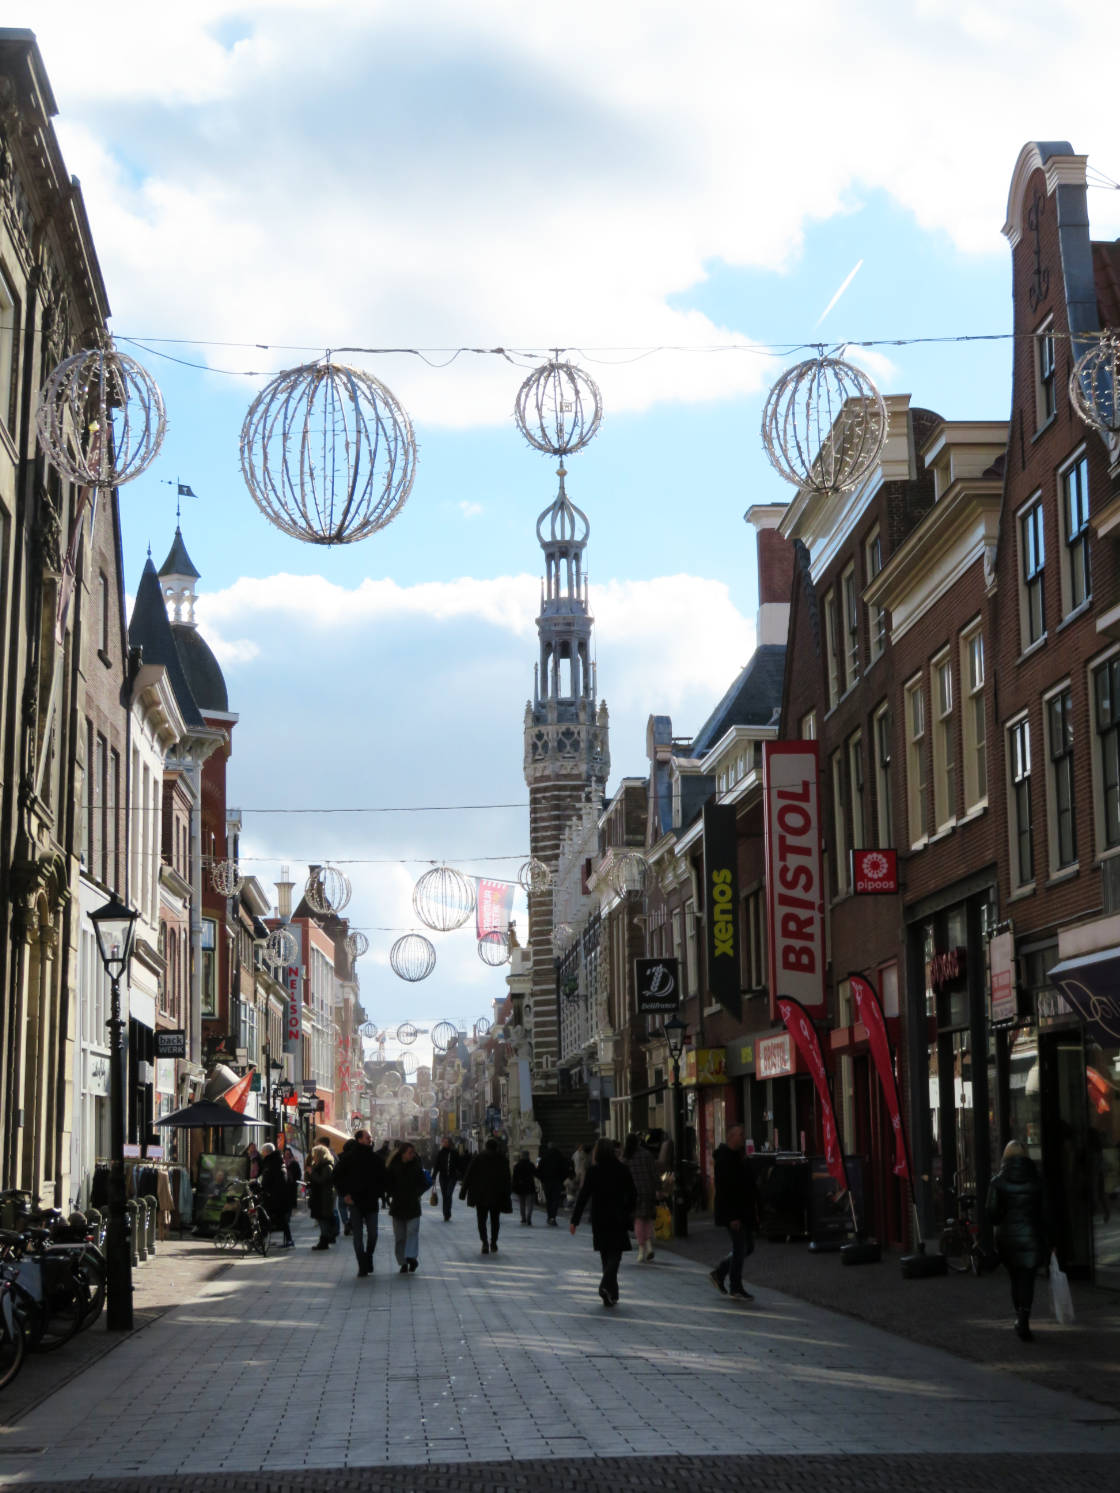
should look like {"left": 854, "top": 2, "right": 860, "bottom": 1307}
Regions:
{"left": 960, "top": 626, "right": 987, "bottom": 811}
{"left": 1008, "top": 717, "right": 1034, "bottom": 888}
{"left": 832, "top": 749, "right": 850, "bottom": 895}
{"left": 865, "top": 528, "right": 886, "bottom": 662}
{"left": 905, "top": 678, "right": 927, "bottom": 847}
{"left": 1060, "top": 454, "right": 1091, "bottom": 614}
{"left": 842, "top": 564, "right": 860, "bottom": 687}
{"left": 1094, "top": 655, "right": 1120, "bottom": 851}
{"left": 94, "top": 732, "right": 106, "bottom": 882}
{"left": 874, "top": 704, "right": 893, "bottom": 847}
{"left": 0, "top": 269, "right": 17, "bottom": 433}
{"left": 1035, "top": 321, "right": 1056, "bottom": 427}
{"left": 201, "top": 917, "right": 217, "bottom": 1016}
{"left": 98, "top": 573, "right": 110, "bottom": 656}
{"left": 824, "top": 589, "right": 842, "bottom": 707}
{"left": 801, "top": 711, "right": 817, "bottom": 741}
{"left": 1020, "top": 499, "right": 1045, "bottom": 647}
{"left": 932, "top": 651, "right": 955, "bottom": 830}
{"left": 848, "top": 732, "right": 865, "bottom": 851}
{"left": 1046, "top": 687, "right": 1076, "bottom": 870}
{"left": 742, "top": 886, "right": 766, "bottom": 991}
{"left": 108, "top": 748, "right": 120, "bottom": 891}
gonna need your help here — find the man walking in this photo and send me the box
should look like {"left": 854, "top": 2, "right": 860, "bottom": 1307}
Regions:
{"left": 537, "top": 1142, "right": 570, "bottom": 1226}
{"left": 709, "top": 1124, "right": 760, "bottom": 1302}
{"left": 432, "top": 1135, "right": 460, "bottom": 1222}
{"left": 334, "top": 1129, "right": 386, "bottom": 1278}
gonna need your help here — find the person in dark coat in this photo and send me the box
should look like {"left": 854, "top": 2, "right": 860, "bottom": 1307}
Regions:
{"left": 258, "top": 1143, "right": 294, "bottom": 1246}
{"left": 334, "top": 1130, "right": 386, "bottom": 1277}
{"left": 623, "top": 1133, "right": 659, "bottom": 1262}
{"left": 986, "top": 1139, "right": 1049, "bottom": 1341}
{"left": 280, "top": 1142, "right": 302, "bottom": 1219}
{"left": 570, "top": 1137, "right": 637, "bottom": 1307}
{"left": 511, "top": 1150, "right": 540, "bottom": 1225}
{"left": 385, "top": 1141, "right": 428, "bottom": 1273}
{"left": 460, "top": 1137, "right": 512, "bottom": 1253}
{"left": 432, "top": 1136, "right": 461, "bottom": 1222}
{"left": 537, "top": 1143, "right": 571, "bottom": 1226}
{"left": 306, "top": 1144, "right": 337, "bottom": 1249}
{"left": 709, "top": 1125, "right": 760, "bottom": 1302}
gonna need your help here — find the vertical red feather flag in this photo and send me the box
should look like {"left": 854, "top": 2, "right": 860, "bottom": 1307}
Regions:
{"left": 776, "top": 995, "right": 848, "bottom": 1194}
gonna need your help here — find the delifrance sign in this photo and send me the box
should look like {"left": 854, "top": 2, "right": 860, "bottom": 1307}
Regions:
{"left": 283, "top": 963, "right": 302, "bottom": 1054}
{"left": 763, "top": 741, "right": 825, "bottom": 1018}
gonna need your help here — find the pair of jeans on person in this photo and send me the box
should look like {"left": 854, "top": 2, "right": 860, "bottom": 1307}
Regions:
{"left": 476, "top": 1204, "right": 501, "bottom": 1247}
{"left": 518, "top": 1192, "right": 535, "bottom": 1224}
{"left": 392, "top": 1214, "right": 419, "bottom": 1266}
{"left": 599, "top": 1250, "right": 621, "bottom": 1301}
{"left": 350, "top": 1207, "right": 379, "bottom": 1270}
{"left": 714, "top": 1225, "right": 752, "bottom": 1292}
{"left": 439, "top": 1176, "right": 455, "bottom": 1220}
{"left": 544, "top": 1183, "right": 564, "bottom": 1224}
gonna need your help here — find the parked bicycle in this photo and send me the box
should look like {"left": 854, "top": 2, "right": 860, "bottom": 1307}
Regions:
{"left": 939, "top": 1189, "right": 984, "bottom": 1275}
{"left": 0, "top": 1270, "right": 25, "bottom": 1389}
{"left": 214, "top": 1180, "right": 270, "bottom": 1257}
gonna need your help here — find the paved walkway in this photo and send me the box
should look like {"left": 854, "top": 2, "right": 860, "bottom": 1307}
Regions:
{"left": 0, "top": 1211, "right": 1116, "bottom": 1486}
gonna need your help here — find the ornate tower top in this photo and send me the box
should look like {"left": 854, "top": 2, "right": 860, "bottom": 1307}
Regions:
{"left": 158, "top": 525, "right": 200, "bottom": 626}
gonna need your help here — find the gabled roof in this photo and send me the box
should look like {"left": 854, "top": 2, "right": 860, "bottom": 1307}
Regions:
{"left": 690, "top": 644, "right": 786, "bottom": 758}
{"left": 127, "top": 558, "right": 205, "bottom": 729}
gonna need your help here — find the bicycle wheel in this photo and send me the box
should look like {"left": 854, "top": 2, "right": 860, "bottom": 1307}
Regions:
{"left": 76, "top": 1254, "right": 106, "bottom": 1330}
{"left": 939, "top": 1223, "right": 971, "bottom": 1273}
{"left": 37, "top": 1272, "right": 86, "bottom": 1351}
{"left": 252, "top": 1220, "right": 270, "bottom": 1257}
{"left": 0, "top": 1297, "right": 25, "bottom": 1389}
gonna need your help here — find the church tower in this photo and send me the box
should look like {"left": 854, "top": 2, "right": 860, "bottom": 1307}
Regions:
{"left": 523, "top": 464, "right": 610, "bottom": 1090}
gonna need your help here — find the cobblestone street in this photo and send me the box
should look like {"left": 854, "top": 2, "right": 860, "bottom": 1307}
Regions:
{"left": 0, "top": 1214, "right": 1116, "bottom": 1489}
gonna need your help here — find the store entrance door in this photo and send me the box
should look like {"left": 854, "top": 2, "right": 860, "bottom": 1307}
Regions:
{"left": 1039, "top": 1029, "right": 1092, "bottom": 1280}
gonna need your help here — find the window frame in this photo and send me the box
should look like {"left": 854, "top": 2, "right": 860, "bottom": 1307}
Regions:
{"left": 1035, "top": 317, "right": 1057, "bottom": 429}
{"left": 842, "top": 562, "right": 860, "bottom": 688}
{"left": 832, "top": 747, "right": 851, "bottom": 896}
{"left": 865, "top": 527, "right": 886, "bottom": 662}
{"left": 1007, "top": 713, "right": 1034, "bottom": 891}
{"left": 873, "top": 702, "right": 893, "bottom": 847}
{"left": 931, "top": 649, "right": 956, "bottom": 831}
{"left": 905, "top": 675, "right": 927, "bottom": 848}
{"left": 1044, "top": 683, "right": 1077, "bottom": 872}
{"left": 959, "top": 623, "right": 987, "bottom": 813}
{"left": 1092, "top": 651, "right": 1120, "bottom": 855}
{"left": 824, "top": 588, "right": 842, "bottom": 708}
{"left": 1059, "top": 449, "right": 1091, "bottom": 617}
{"left": 1019, "top": 495, "right": 1046, "bottom": 649}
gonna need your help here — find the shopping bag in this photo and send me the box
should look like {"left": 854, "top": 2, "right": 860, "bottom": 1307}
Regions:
{"left": 428, "top": 1190, "right": 439, "bottom": 1207}
{"left": 653, "top": 1203, "right": 673, "bottom": 1241}
{"left": 1048, "top": 1253, "right": 1075, "bottom": 1325}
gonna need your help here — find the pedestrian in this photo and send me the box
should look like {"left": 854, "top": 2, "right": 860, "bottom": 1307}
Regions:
{"left": 307, "top": 1144, "right": 337, "bottom": 1250}
{"left": 567, "top": 1140, "right": 592, "bottom": 1208}
{"left": 243, "top": 1141, "right": 261, "bottom": 1181}
{"left": 460, "top": 1137, "right": 512, "bottom": 1254}
{"left": 334, "top": 1129, "right": 386, "bottom": 1277}
{"left": 986, "top": 1139, "right": 1050, "bottom": 1342}
{"left": 511, "top": 1150, "right": 539, "bottom": 1225}
{"left": 709, "top": 1124, "right": 759, "bottom": 1302}
{"left": 432, "top": 1136, "right": 460, "bottom": 1222}
{"left": 570, "top": 1137, "right": 636, "bottom": 1308}
{"left": 280, "top": 1140, "right": 302, "bottom": 1224}
{"left": 258, "top": 1142, "right": 294, "bottom": 1247}
{"left": 537, "top": 1142, "right": 571, "bottom": 1226}
{"left": 385, "top": 1141, "right": 427, "bottom": 1273}
{"left": 623, "top": 1133, "right": 658, "bottom": 1262}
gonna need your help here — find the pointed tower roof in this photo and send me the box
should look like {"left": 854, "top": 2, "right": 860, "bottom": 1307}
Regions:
{"left": 158, "top": 526, "right": 200, "bottom": 580}
{"left": 128, "top": 558, "right": 206, "bottom": 729}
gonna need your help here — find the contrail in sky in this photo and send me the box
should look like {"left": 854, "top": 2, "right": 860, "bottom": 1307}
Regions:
{"left": 814, "top": 259, "right": 864, "bottom": 329}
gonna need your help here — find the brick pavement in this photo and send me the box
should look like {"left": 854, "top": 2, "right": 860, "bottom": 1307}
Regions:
{"left": 0, "top": 1208, "right": 1116, "bottom": 1485}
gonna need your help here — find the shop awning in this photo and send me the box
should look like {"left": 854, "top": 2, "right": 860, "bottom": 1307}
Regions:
{"left": 312, "top": 1120, "right": 354, "bottom": 1151}
{"left": 1047, "top": 949, "right": 1120, "bottom": 1045}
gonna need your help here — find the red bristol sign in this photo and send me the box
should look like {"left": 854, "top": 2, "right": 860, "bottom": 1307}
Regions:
{"left": 763, "top": 741, "right": 825, "bottom": 1018}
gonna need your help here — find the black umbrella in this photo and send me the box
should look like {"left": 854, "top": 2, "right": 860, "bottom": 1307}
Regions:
{"left": 155, "top": 1099, "right": 271, "bottom": 1129}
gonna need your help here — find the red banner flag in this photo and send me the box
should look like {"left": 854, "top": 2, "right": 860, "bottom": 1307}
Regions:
{"left": 776, "top": 995, "right": 848, "bottom": 1194}
{"left": 849, "top": 973, "right": 911, "bottom": 1182}
{"left": 475, "top": 878, "right": 514, "bottom": 939}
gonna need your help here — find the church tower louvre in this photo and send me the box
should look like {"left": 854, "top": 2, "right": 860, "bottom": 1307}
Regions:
{"left": 523, "top": 463, "right": 610, "bottom": 1091}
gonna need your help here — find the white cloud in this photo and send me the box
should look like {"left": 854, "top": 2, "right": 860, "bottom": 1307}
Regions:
{"left": 458, "top": 501, "right": 483, "bottom": 519}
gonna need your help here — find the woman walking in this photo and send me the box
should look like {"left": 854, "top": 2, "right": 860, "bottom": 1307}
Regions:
{"left": 570, "top": 1138, "right": 636, "bottom": 1307}
{"left": 987, "top": 1139, "right": 1049, "bottom": 1341}
{"left": 511, "top": 1150, "right": 539, "bottom": 1226}
{"left": 623, "top": 1133, "right": 658, "bottom": 1262}
{"left": 307, "top": 1144, "right": 337, "bottom": 1251}
{"left": 258, "top": 1143, "right": 294, "bottom": 1247}
{"left": 460, "top": 1138, "right": 512, "bottom": 1254}
{"left": 385, "top": 1141, "right": 427, "bottom": 1273}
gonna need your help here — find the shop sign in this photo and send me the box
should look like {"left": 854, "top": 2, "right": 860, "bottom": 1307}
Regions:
{"left": 989, "top": 931, "right": 1016, "bottom": 1024}
{"left": 757, "top": 1031, "right": 794, "bottom": 1079}
{"left": 283, "top": 964, "right": 302, "bottom": 1053}
{"left": 155, "top": 1029, "right": 186, "bottom": 1059}
{"left": 84, "top": 1049, "right": 111, "bottom": 1097}
{"left": 852, "top": 848, "right": 898, "bottom": 895}
{"left": 763, "top": 741, "right": 825, "bottom": 1017}
{"left": 703, "top": 802, "right": 741, "bottom": 1019}
{"left": 634, "top": 957, "right": 680, "bottom": 1014}
{"left": 681, "top": 1048, "right": 727, "bottom": 1086}
{"left": 929, "top": 946, "right": 967, "bottom": 994}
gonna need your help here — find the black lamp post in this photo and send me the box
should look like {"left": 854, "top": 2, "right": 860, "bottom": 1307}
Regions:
{"left": 90, "top": 891, "right": 139, "bottom": 1331}
{"left": 662, "top": 1012, "right": 689, "bottom": 1239}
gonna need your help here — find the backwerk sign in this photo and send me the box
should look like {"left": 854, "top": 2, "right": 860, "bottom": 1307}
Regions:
{"left": 763, "top": 741, "right": 825, "bottom": 1018}
{"left": 703, "top": 800, "right": 741, "bottom": 1019}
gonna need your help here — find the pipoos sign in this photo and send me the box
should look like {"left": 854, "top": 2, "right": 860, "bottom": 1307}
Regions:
{"left": 763, "top": 741, "right": 825, "bottom": 1018}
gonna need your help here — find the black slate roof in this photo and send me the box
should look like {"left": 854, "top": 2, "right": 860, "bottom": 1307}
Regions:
{"left": 172, "top": 622, "right": 229, "bottom": 714}
{"left": 690, "top": 643, "right": 786, "bottom": 757}
{"left": 127, "top": 558, "right": 206, "bottom": 729}
{"left": 158, "top": 526, "right": 201, "bottom": 580}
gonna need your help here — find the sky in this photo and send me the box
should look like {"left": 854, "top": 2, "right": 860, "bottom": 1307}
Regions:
{"left": 25, "top": 0, "right": 1120, "bottom": 1043}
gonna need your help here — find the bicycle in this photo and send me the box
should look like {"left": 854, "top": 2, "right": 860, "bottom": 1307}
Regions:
{"left": 939, "top": 1191, "right": 984, "bottom": 1275}
{"left": 215, "top": 1181, "right": 270, "bottom": 1257}
{"left": 0, "top": 1272, "right": 25, "bottom": 1389}
{"left": 0, "top": 1193, "right": 105, "bottom": 1332}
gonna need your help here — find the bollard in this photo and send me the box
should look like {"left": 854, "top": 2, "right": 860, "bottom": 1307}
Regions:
{"left": 125, "top": 1199, "right": 140, "bottom": 1266}
{"left": 144, "top": 1194, "right": 158, "bottom": 1256}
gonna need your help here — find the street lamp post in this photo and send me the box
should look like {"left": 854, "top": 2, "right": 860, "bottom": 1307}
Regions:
{"left": 90, "top": 892, "right": 139, "bottom": 1332}
{"left": 662, "top": 1013, "right": 689, "bottom": 1239}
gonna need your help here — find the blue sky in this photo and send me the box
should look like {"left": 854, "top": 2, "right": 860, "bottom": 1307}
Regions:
{"left": 29, "top": 0, "right": 1120, "bottom": 1038}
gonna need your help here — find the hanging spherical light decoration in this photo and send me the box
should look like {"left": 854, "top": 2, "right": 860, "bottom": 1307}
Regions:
{"left": 610, "top": 850, "right": 649, "bottom": 900}
{"left": 431, "top": 1020, "right": 458, "bottom": 1052}
{"left": 396, "top": 1021, "right": 418, "bottom": 1046}
{"left": 517, "top": 857, "right": 552, "bottom": 895}
{"left": 383, "top": 1070, "right": 403, "bottom": 1093}
{"left": 375, "top": 1082, "right": 393, "bottom": 1099}
{"left": 264, "top": 926, "right": 299, "bottom": 968}
{"left": 304, "top": 864, "right": 352, "bottom": 916}
{"left": 360, "top": 1022, "right": 379, "bottom": 1039}
{"left": 416, "top": 1088, "right": 436, "bottom": 1108}
{"left": 346, "top": 930, "right": 370, "bottom": 961}
{"left": 400, "top": 1053, "right": 417, "bottom": 1076}
{"left": 478, "top": 930, "right": 511, "bottom": 967}
{"left": 473, "top": 1017, "right": 491, "bottom": 1039}
{"left": 761, "top": 352, "right": 887, "bottom": 496}
{"left": 36, "top": 341, "right": 167, "bottom": 489}
{"left": 239, "top": 357, "right": 417, "bottom": 546}
{"left": 412, "top": 864, "right": 476, "bottom": 933}
{"left": 1070, "top": 332, "right": 1120, "bottom": 436}
{"left": 552, "top": 922, "right": 575, "bottom": 956}
{"left": 389, "top": 934, "right": 436, "bottom": 983}
{"left": 210, "top": 859, "right": 244, "bottom": 898}
{"left": 514, "top": 358, "right": 603, "bottom": 456}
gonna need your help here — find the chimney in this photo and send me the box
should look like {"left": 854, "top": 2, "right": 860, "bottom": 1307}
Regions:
{"left": 276, "top": 864, "right": 294, "bottom": 920}
{"left": 744, "top": 504, "right": 792, "bottom": 646}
